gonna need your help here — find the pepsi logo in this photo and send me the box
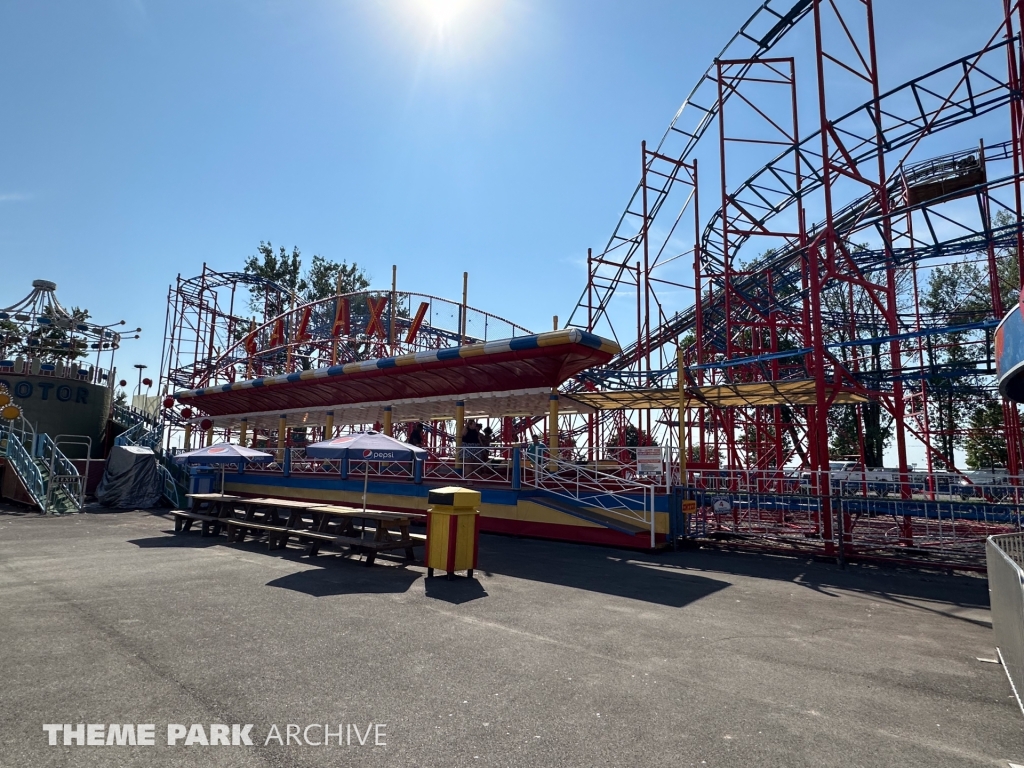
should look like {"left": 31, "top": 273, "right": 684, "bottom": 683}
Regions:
{"left": 208, "top": 446, "right": 227, "bottom": 454}
{"left": 359, "top": 450, "right": 398, "bottom": 460}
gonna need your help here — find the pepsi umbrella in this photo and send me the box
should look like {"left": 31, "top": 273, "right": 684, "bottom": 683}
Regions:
{"left": 173, "top": 442, "right": 274, "bottom": 495}
{"left": 305, "top": 431, "right": 426, "bottom": 511}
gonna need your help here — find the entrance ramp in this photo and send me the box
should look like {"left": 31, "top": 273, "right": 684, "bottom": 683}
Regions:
{"left": 519, "top": 489, "right": 651, "bottom": 535}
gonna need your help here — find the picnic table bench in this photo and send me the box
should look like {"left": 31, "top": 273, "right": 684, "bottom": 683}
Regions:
{"left": 171, "top": 493, "right": 241, "bottom": 536}
{"left": 305, "top": 505, "right": 424, "bottom": 565}
{"left": 221, "top": 499, "right": 424, "bottom": 566}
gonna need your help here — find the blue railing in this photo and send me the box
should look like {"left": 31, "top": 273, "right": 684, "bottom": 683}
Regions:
{"left": 158, "top": 454, "right": 189, "bottom": 507}
{"left": 1, "top": 424, "right": 46, "bottom": 509}
{"left": 114, "top": 421, "right": 163, "bottom": 450}
{"left": 37, "top": 433, "right": 83, "bottom": 512}
{"left": 111, "top": 403, "right": 159, "bottom": 430}
{"left": 157, "top": 464, "right": 184, "bottom": 508}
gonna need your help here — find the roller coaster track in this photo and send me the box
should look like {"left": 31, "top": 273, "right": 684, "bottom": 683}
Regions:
{"left": 597, "top": 30, "right": 1022, "bottom": 376}
{"left": 699, "top": 35, "right": 1017, "bottom": 273}
{"left": 564, "top": 0, "right": 816, "bottom": 338}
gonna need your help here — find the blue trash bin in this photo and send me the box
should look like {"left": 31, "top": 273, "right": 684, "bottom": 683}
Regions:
{"left": 188, "top": 466, "right": 216, "bottom": 495}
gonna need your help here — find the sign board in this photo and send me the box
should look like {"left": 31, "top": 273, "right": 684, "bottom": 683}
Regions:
{"left": 712, "top": 496, "right": 732, "bottom": 514}
{"left": 636, "top": 446, "right": 664, "bottom": 474}
{"left": 682, "top": 500, "right": 697, "bottom": 515}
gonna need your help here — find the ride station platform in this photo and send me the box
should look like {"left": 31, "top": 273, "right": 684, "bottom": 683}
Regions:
{"left": 171, "top": 329, "right": 672, "bottom": 549}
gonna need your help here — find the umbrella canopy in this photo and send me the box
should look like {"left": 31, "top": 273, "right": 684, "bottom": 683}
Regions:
{"left": 305, "top": 431, "right": 427, "bottom": 461}
{"left": 173, "top": 442, "right": 274, "bottom": 465}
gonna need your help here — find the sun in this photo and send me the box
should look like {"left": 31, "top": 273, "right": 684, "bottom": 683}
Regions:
{"left": 412, "top": 0, "right": 483, "bottom": 36}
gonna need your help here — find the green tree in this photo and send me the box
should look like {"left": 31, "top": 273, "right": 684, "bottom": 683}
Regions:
{"left": 302, "top": 254, "right": 370, "bottom": 304}
{"left": 993, "top": 210, "right": 1021, "bottom": 313}
{"left": 244, "top": 242, "right": 369, "bottom": 312}
{"left": 922, "top": 258, "right": 990, "bottom": 468}
{"left": 964, "top": 398, "right": 1008, "bottom": 470}
{"left": 241, "top": 242, "right": 373, "bottom": 370}
{"left": 0, "top": 307, "right": 92, "bottom": 363}
{"left": 244, "top": 242, "right": 303, "bottom": 317}
{"left": 819, "top": 245, "right": 907, "bottom": 466}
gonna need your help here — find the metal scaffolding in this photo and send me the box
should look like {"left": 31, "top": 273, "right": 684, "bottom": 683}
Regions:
{"left": 565, "top": 0, "right": 1024, "bottom": 564}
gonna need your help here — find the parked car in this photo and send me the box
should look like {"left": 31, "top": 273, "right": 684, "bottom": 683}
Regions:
{"left": 958, "top": 470, "right": 1021, "bottom": 501}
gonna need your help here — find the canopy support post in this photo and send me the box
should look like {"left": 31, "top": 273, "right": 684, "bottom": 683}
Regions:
{"left": 277, "top": 415, "right": 287, "bottom": 464}
{"left": 455, "top": 400, "right": 465, "bottom": 472}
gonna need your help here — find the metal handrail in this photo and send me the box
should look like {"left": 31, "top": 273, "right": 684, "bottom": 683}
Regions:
{"left": 986, "top": 533, "right": 1024, "bottom": 718}
{"left": 38, "top": 433, "right": 78, "bottom": 482}
{"left": 157, "top": 464, "right": 184, "bottom": 508}
{"left": 114, "top": 420, "right": 163, "bottom": 450}
{"left": 38, "top": 433, "right": 83, "bottom": 512}
{"left": 111, "top": 403, "right": 159, "bottom": 430}
{"left": 528, "top": 453, "right": 655, "bottom": 546}
{"left": 0, "top": 424, "right": 46, "bottom": 509}
{"left": 157, "top": 454, "right": 190, "bottom": 502}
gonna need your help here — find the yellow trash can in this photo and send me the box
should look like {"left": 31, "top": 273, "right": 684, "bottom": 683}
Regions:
{"left": 425, "top": 486, "right": 481, "bottom": 580}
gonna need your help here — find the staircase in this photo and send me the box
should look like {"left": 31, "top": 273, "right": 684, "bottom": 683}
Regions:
{"left": 0, "top": 424, "right": 82, "bottom": 514}
{"left": 111, "top": 404, "right": 187, "bottom": 507}
{"left": 111, "top": 403, "right": 163, "bottom": 450}
{"left": 157, "top": 458, "right": 188, "bottom": 508}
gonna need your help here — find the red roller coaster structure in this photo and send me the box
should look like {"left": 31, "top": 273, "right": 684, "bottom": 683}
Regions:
{"left": 565, "top": 0, "right": 1024, "bottom": 564}
{"left": 160, "top": 1, "right": 1024, "bottom": 566}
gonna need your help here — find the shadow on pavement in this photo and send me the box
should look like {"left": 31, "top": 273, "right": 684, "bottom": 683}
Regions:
{"left": 628, "top": 545, "right": 992, "bottom": 626}
{"left": 128, "top": 534, "right": 224, "bottom": 549}
{"left": 478, "top": 538, "right": 731, "bottom": 608}
{"left": 267, "top": 566, "right": 420, "bottom": 597}
{"left": 424, "top": 575, "right": 489, "bottom": 604}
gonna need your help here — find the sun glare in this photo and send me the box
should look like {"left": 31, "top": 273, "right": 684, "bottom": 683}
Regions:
{"left": 411, "top": 0, "right": 491, "bottom": 38}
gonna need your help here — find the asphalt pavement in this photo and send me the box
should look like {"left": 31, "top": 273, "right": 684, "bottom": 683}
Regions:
{"left": 0, "top": 506, "right": 1021, "bottom": 767}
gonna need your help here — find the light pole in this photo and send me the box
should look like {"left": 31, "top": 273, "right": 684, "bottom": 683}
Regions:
{"left": 134, "top": 364, "right": 148, "bottom": 405}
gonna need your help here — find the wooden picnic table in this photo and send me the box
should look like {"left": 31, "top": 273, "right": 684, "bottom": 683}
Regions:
{"left": 222, "top": 500, "right": 424, "bottom": 565}
{"left": 304, "top": 505, "right": 424, "bottom": 564}
{"left": 234, "top": 497, "right": 323, "bottom": 525}
{"left": 171, "top": 493, "right": 242, "bottom": 536}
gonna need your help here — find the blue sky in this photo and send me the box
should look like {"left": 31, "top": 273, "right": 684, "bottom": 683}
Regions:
{"left": 0, "top": 0, "right": 1009, "bottom": 399}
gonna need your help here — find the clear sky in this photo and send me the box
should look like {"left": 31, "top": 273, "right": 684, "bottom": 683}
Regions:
{"left": 0, "top": 0, "right": 1008, "bottom": 408}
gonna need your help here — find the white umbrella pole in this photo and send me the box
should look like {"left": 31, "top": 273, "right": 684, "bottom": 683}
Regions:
{"left": 221, "top": 464, "right": 226, "bottom": 495}
{"left": 362, "top": 465, "right": 369, "bottom": 513}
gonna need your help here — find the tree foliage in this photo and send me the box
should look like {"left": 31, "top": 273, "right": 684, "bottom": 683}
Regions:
{"left": 819, "top": 245, "right": 908, "bottom": 466}
{"left": 921, "top": 256, "right": 1000, "bottom": 468}
{"left": 0, "top": 306, "right": 92, "bottom": 363}
{"left": 243, "top": 242, "right": 370, "bottom": 315}
{"left": 965, "top": 398, "right": 1007, "bottom": 470}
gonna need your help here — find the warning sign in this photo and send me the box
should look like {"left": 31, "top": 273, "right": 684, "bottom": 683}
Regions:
{"left": 682, "top": 500, "right": 697, "bottom": 515}
{"left": 635, "top": 446, "right": 664, "bottom": 473}
{"left": 712, "top": 496, "right": 732, "bottom": 514}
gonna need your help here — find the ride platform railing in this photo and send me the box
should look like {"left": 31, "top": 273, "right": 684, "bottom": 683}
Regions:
{"left": 986, "top": 533, "right": 1024, "bottom": 717}
{"left": 674, "top": 467, "right": 1023, "bottom": 566}
{"left": 0, "top": 358, "right": 114, "bottom": 387}
{"left": 423, "top": 445, "right": 517, "bottom": 485}
{"left": 527, "top": 453, "right": 656, "bottom": 546}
